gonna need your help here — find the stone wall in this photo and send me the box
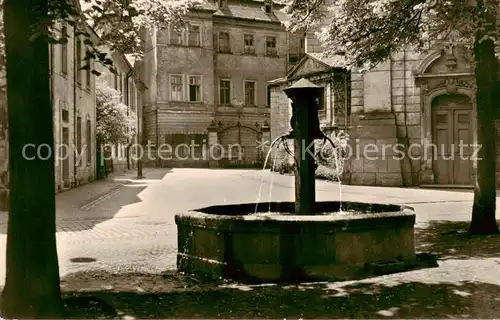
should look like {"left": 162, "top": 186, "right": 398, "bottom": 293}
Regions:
{"left": 343, "top": 50, "right": 423, "bottom": 186}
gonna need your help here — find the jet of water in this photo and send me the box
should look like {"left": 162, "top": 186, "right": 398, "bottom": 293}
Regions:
{"left": 321, "top": 130, "right": 349, "bottom": 213}
{"left": 268, "top": 151, "right": 279, "bottom": 213}
{"left": 255, "top": 134, "right": 288, "bottom": 214}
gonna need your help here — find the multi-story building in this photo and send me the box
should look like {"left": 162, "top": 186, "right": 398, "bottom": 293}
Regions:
{"left": 0, "top": 18, "right": 98, "bottom": 210}
{"left": 269, "top": 0, "right": 491, "bottom": 188}
{"left": 50, "top": 21, "right": 98, "bottom": 191}
{"left": 137, "top": 0, "right": 305, "bottom": 168}
{"left": 95, "top": 49, "right": 143, "bottom": 174}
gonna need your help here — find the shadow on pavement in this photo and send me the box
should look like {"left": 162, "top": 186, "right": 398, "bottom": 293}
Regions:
{"left": 55, "top": 182, "right": 148, "bottom": 232}
{"left": 0, "top": 169, "right": 172, "bottom": 234}
{"left": 59, "top": 271, "right": 500, "bottom": 318}
{"left": 415, "top": 220, "right": 500, "bottom": 260}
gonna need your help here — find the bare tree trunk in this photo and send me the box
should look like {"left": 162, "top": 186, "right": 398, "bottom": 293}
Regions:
{"left": 469, "top": 0, "right": 499, "bottom": 234}
{"left": 0, "top": 0, "right": 63, "bottom": 317}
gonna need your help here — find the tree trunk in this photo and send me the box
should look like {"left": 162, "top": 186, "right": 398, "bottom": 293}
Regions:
{"left": 469, "top": 0, "right": 499, "bottom": 234}
{"left": 0, "top": 0, "right": 63, "bottom": 317}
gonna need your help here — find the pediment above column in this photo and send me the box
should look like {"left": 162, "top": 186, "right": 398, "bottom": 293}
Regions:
{"left": 414, "top": 43, "right": 473, "bottom": 78}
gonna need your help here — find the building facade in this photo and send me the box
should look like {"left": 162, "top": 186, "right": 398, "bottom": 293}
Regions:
{"left": 0, "top": 19, "right": 98, "bottom": 210}
{"left": 137, "top": 0, "right": 305, "bottom": 168}
{"left": 51, "top": 21, "right": 98, "bottom": 191}
{"left": 269, "top": 27, "right": 487, "bottom": 187}
{"left": 95, "top": 49, "right": 143, "bottom": 175}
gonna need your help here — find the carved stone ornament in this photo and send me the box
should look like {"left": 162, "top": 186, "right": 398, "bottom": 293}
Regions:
{"left": 420, "top": 81, "right": 429, "bottom": 93}
{"left": 445, "top": 78, "right": 457, "bottom": 93}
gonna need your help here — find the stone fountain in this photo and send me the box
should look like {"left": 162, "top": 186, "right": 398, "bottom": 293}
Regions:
{"left": 175, "top": 78, "right": 417, "bottom": 283}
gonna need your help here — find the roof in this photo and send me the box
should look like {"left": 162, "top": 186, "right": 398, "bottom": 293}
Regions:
{"left": 267, "top": 52, "right": 347, "bottom": 86}
{"left": 192, "top": 0, "right": 218, "bottom": 11}
{"left": 213, "top": 2, "right": 288, "bottom": 23}
{"left": 307, "top": 52, "right": 347, "bottom": 68}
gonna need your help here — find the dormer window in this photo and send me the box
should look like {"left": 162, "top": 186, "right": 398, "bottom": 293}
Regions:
{"left": 264, "top": 0, "right": 272, "bottom": 13}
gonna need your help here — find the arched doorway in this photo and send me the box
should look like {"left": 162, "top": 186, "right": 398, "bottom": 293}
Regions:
{"left": 432, "top": 94, "right": 473, "bottom": 185}
{"left": 218, "top": 124, "right": 261, "bottom": 167}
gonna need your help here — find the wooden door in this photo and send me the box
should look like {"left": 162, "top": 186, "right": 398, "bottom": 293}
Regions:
{"left": 453, "top": 109, "right": 473, "bottom": 184}
{"left": 62, "top": 127, "right": 70, "bottom": 188}
{"left": 432, "top": 94, "right": 473, "bottom": 185}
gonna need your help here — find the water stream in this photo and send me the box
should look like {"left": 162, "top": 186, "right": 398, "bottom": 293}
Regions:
{"left": 268, "top": 151, "right": 279, "bottom": 213}
{"left": 254, "top": 135, "right": 285, "bottom": 214}
{"left": 333, "top": 145, "right": 344, "bottom": 212}
{"left": 254, "top": 132, "right": 349, "bottom": 215}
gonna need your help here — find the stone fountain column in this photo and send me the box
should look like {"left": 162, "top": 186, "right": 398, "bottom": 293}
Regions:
{"left": 284, "top": 78, "right": 323, "bottom": 215}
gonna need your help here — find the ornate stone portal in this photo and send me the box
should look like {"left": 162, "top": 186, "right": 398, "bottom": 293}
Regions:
{"left": 413, "top": 43, "right": 475, "bottom": 185}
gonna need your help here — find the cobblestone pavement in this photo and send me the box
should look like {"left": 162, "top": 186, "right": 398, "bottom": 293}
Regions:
{"left": 1, "top": 168, "right": 500, "bottom": 289}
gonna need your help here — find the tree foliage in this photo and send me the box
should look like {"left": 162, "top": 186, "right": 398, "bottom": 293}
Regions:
{"left": 0, "top": 0, "right": 201, "bottom": 74}
{"left": 96, "top": 79, "right": 136, "bottom": 145}
{"left": 283, "top": 0, "right": 496, "bottom": 70}
{"left": 283, "top": 0, "right": 500, "bottom": 234}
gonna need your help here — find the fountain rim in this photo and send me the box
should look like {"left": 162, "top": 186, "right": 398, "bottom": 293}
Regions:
{"left": 175, "top": 202, "right": 415, "bottom": 224}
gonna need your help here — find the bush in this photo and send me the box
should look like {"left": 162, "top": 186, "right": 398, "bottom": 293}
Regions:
{"left": 315, "top": 164, "right": 339, "bottom": 181}
{"left": 271, "top": 131, "right": 350, "bottom": 182}
{"left": 272, "top": 157, "right": 295, "bottom": 174}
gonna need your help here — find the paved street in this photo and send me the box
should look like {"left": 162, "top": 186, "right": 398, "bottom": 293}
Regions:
{"left": 1, "top": 168, "right": 500, "bottom": 289}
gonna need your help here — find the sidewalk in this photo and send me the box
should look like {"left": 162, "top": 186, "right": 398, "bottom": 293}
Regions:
{"left": 55, "top": 169, "right": 150, "bottom": 221}
{"left": 0, "top": 168, "right": 161, "bottom": 228}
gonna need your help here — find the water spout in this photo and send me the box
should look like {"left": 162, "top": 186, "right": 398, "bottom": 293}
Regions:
{"left": 255, "top": 133, "right": 291, "bottom": 214}
{"left": 320, "top": 130, "right": 349, "bottom": 212}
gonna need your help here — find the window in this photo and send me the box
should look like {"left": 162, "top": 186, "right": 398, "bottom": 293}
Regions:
{"left": 76, "top": 116, "right": 82, "bottom": 165}
{"left": 170, "top": 25, "right": 184, "bottom": 45}
{"left": 244, "top": 81, "right": 256, "bottom": 106}
{"left": 119, "top": 73, "right": 123, "bottom": 100}
{"left": 62, "top": 109, "right": 69, "bottom": 122}
{"left": 131, "top": 85, "right": 136, "bottom": 111}
{"left": 85, "top": 53, "right": 91, "bottom": 89}
{"left": 129, "top": 82, "right": 133, "bottom": 108}
{"left": 317, "top": 87, "right": 325, "bottom": 110}
{"left": 86, "top": 119, "right": 92, "bottom": 165}
{"left": 188, "top": 25, "right": 201, "bottom": 46}
{"left": 218, "top": 32, "right": 230, "bottom": 53}
{"left": 75, "top": 37, "right": 82, "bottom": 85}
{"left": 265, "top": 4, "right": 272, "bottom": 13}
{"left": 61, "top": 25, "right": 68, "bottom": 74}
{"left": 114, "top": 72, "right": 118, "bottom": 90}
{"left": 266, "top": 36, "right": 277, "bottom": 56}
{"left": 189, "top": 76, "right": 202, "bottom": 102}
{"left": 243, "top": 34, "right": 255, "bottom": 54}
{"left": 49, "top": 44, "right": 54, "bottom": 74}
{"left": 170, "top": 75, "right": 183, "bottom": 100}
{"left": 219, "top": 79, "right": 231, "bottom": 105}
{"left": 267, "top": 86, "right": 271, "bottom": 107}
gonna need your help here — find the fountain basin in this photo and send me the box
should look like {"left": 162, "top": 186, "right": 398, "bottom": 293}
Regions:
{"left": 175, "top": 201, "right": 416, "bottom": 283}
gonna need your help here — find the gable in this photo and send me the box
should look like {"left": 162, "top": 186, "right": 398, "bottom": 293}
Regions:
{"left": 288, "top": 56, "right": 331, "bottom": 79}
